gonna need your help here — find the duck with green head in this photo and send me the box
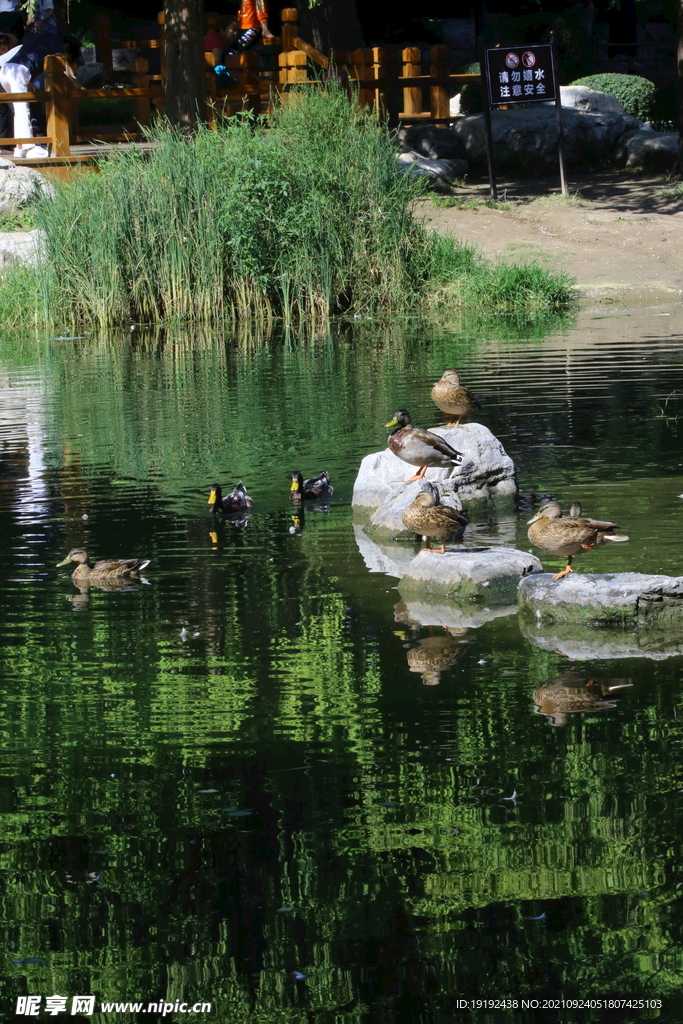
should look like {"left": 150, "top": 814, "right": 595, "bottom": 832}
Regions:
{"left": 386, "top": 409, "right": 463, "bottom": 481}
{"left": 208, "top": 482, "right": 253, "bottom": 514}
{"left": 290, "top": 471, "right": 333, "bottom": 501}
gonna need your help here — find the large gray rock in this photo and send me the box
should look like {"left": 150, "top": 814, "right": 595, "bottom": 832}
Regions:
{"left": 369, "top": 478, "right": 464, "bottom": 540}
{"left": 399, "top": 546, "right": 542, "bottom": 605}
{"left": 615, "top": 129, "right": 679, "bottom": 172}
{"left": 0, "top": 229, "right": 43, "bottom": 268}
{"left": 559, "top": 85, "right": 626, "bottom": 116}
{"left": 453, "top": 105, "right": 641, "bottom": 171}
{"left": 395, "top": 597, "right": 516, "bottom": 630}
{"left": 518, "top": 572, "right": 683, "bottom": 630}
{"left": 352, "top": 422, "right": 516, "bottom": 510}
{"left": 521, "top": 619, "right": 683, "bottom": 661}
{"left": 0, "top": 157, "right": 54, "bottom": 211}
{"left": 397, "top": 124, "right": 466, "bottom": 160}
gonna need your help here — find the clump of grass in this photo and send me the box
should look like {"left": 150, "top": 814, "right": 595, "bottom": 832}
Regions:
{"left": 429, "top": 255, "right": 575, "bottom": 325}
{"left": 0, "top": 85, "right": 575, "bottom": 329}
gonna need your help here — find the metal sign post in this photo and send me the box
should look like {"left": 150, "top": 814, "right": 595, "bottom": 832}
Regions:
{"left": 550, "top": 32, "right": 569, "bottom": 195}
{"left": 484, "top": 42, "right": 568, "bottom": 197}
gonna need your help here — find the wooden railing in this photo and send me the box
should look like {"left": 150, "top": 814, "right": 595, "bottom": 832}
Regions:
{"left": 1, "top": 6, "right": 481, "bottom": 163}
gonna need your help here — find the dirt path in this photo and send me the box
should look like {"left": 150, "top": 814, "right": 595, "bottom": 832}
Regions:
{"left": 418, "top": 173, "right": 683, "bottom": 304}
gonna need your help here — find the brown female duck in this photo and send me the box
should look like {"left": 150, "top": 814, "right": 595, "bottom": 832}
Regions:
{"left": 57, "top": 548, "right": 151, "bottom": 583}
{"left": 527, "top": 500, "right": 628, "bottom": 580}
{"left": 402, "top": 480, "right": 468, "bottom": 553}
{"left": 386, "top": 410, "right": 463, "bottom": 481}
{"left": 431, "top": 369, "right": 481, "bottom": 426}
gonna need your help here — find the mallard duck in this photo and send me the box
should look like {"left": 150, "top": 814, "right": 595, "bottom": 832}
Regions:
{"left": 534, "top": 671, "right": 632, "bottom": 726}
{"left": 290, "top": 471, "right": 334, "bottom": 501}
{"left": 527, "top": 500, "right": 629, "bottom": 580}
{"left": 386, "top": 410, "right": 463, "bottom": 481}
{"left": 431, "top": 369, "right": 481, "bottom": 426}
{"left": 208, "top": 482, "right": 253, "bottom": 514}
{"left": 57, "top": 549, "right": 151, "bottom": 583}
{"left": 402, "top": 480, "right": 468, "bottom": 553}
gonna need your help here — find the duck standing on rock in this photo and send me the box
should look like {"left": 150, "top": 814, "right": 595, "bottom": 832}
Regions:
{"left": 402, "top": 480, "right": 468, "bottom": 554}
{"left": 57, "top": 549, "right": 151, "bottom": 583}
{"left": 290, "top": 471, "right": 334, "bottom": 501}
{"left": 527, "top": 500, "right": 629, "bottom": 580}
{"left": 386, "top": 410, "right": 463, "bottom": 481}
{"left": 431, "top": 369, "right": 481, "bottom": 426}
{"left": 208, "top": 482, "right": 253, "bottom": 514}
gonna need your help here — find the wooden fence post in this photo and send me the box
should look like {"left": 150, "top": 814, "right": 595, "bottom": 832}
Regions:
{"left": 430, "top": 45, "right": 449, "bottom": 122}
{"left": 278, "top": 49, "right": 307, "bottom": 86}
{"left": 132, "top": 57, "right": 151, "bottom": 128}
{"left": 44, "top": 54, "right": 72, "bottom": 157}
{"left": 157, "top": 11, "right": 166, "bottom": 96}
{"left": 93, "top": 13, "right": 112, "bottom": 74}
{"left": 402, "top": 46, "right": 422, "bottom": 121}
{"left": 281, "top": 8, "right": 298, "bottom": 53}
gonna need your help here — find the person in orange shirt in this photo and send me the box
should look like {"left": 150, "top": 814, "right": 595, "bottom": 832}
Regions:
{"left": 238, "top": 0, "right": 273, "bottom": 40}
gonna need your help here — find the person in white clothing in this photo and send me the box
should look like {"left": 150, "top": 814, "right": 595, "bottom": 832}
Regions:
{"left": 0, "top": 26, "right": 73, "bottom": 158}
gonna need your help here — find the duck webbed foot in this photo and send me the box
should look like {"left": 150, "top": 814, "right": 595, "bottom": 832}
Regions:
{"left": 407, "top": 465, "right": 429, "bottom": 482}
{"left": 552, "top": 563, "right": 574, "bottom": 581}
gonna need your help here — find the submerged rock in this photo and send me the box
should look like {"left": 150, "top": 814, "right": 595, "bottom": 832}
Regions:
{"left": 521, "top": 618, "right": 683, "bottom": 661}
{"left": 518, "top": 572, "right": 683, "bottom": 630}
{"left": 399, "top": 546, "right": 542, "bottom": 605}
{"left": 352, "top": 524, "right": 416, "bottom": 579}
{"left": 352, "top": 422, "right": 516, "bottom": 510}
{"left": 395, "top": 597, "right": 516, "bottom": 630}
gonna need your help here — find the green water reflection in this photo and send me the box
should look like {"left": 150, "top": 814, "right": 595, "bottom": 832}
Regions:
{"left": 0, "top": 311, "right": 683, "bottom": 1021}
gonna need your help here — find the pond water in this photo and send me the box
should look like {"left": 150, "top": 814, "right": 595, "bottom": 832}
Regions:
{"left": 1, "top": 306, "right": 683, "bottom": 1022}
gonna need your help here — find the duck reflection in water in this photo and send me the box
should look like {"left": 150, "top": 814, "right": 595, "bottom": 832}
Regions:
{"left": 406, "top": 634, "right": 468, "bottom": 685}
{"left": 534, "top": 671, "right": 632, "bottom": 726}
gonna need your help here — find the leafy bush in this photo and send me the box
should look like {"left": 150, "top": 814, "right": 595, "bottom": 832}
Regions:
{"left": 455, "top": 63, "right": 483, "bottom": 116}
{"left": 570, "top": 73, "right": 656, "bottom": 121}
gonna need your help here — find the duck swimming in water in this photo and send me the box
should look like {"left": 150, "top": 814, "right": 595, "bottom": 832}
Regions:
{"left": 386, "top": 410, "right": 463, "bottom": 481}
{"left": 57, "top": 549, "right": 151, "bottom": 583}
{"left": 208, "top": 482, "right": 253, "bottom": 514}
{"left": 290, "top": 471, "right": 334, "bottom": 501}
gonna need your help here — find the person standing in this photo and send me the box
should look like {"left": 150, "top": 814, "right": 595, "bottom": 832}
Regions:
{"left": 0, "top": 25, "right": 72, "bottom": 157}
{"left": 238, "top": 0, "right": 273, "bottom": 42}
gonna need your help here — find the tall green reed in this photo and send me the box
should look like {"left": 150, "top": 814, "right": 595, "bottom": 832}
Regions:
{"left": 3, "top": 86, "right": 575, "bottom": 328}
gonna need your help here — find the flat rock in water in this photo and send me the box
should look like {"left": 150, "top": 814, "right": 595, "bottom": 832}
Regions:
{"left": 352, "top": 422, "right": 516, "bottom": 510}
{"left": 521, "top": 618, "right": 683, "bottom": 661}
{"left": 395, "top": 597, "right": 516, "bottom": 630}
{"left": 399, "top": 546, "right": 542, "bottom": 605}
{"left": 518, "top": 572, "right": 683, "bottom": 630}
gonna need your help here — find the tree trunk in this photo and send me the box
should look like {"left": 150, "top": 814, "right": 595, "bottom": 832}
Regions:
{"left": 676, "top": 0, "right": 683, "bottom": 175}
{"left": 164, "top": 0, "right": 206, "bottom": 128}
{"left": 296, "top": 0, "right": 365, "bottom": 54}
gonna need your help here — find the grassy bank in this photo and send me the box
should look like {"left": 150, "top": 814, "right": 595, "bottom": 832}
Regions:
{"left": 1, "top": 88, "right": 575, "bottom": 329}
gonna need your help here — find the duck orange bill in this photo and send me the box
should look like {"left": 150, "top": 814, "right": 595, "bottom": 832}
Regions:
{"left": 208, "top": 490, "right": 217, "bottom": 505}
{"left": 385, "top": 417, "right": 399, "bottom": 428}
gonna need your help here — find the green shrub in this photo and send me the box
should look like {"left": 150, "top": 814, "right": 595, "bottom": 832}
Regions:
{"left": 570, "top": 73, "right": 656, "bottom": 121}
{"left": 455, "top": 63, "right": 483, "bottom": 116}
